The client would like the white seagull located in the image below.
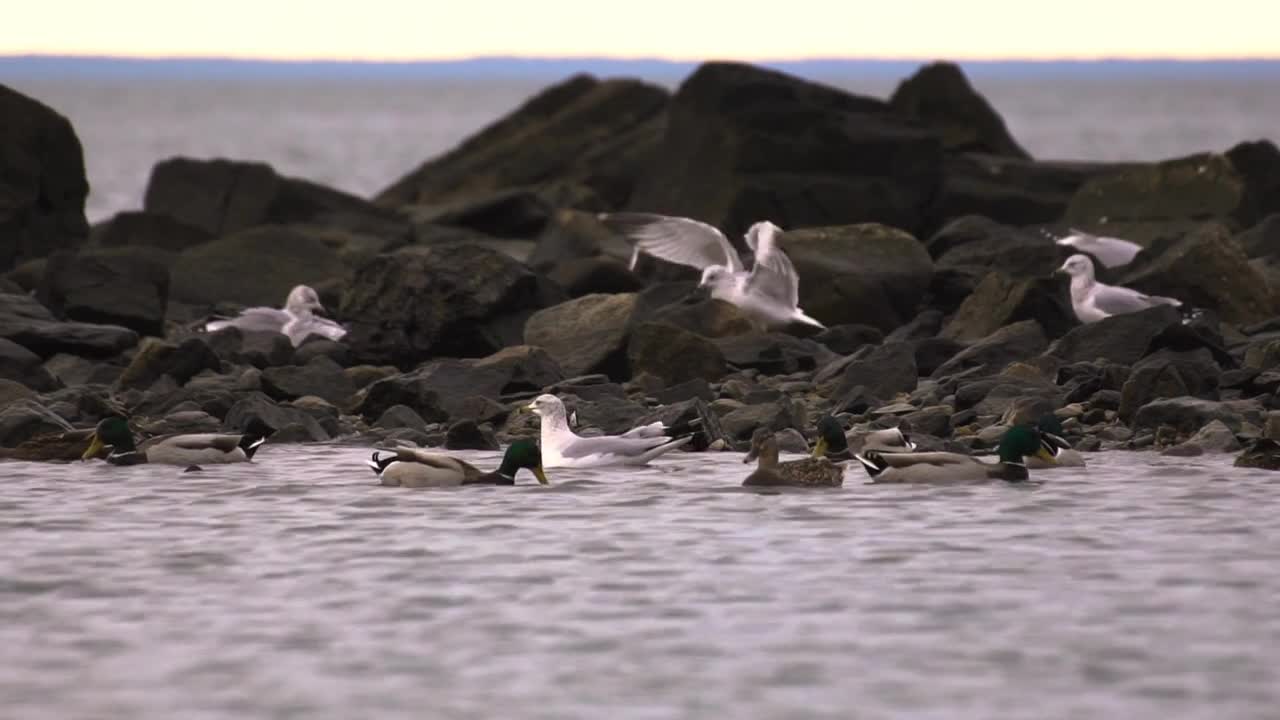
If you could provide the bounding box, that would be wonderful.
[1050,228,1143,268]
[204,284,347,347]
[599,212,826,331]
[526,394,691,468]
[1056,254,1181,324]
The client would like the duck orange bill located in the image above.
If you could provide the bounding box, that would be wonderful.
[532,464,549,485]
[81,433,106,461]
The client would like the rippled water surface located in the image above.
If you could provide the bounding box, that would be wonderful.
[3,447,1279,719]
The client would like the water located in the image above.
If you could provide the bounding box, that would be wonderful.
[6,72,1279,222]
[3,446,1278,719]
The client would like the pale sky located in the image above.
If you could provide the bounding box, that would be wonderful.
[4,0,1278,61]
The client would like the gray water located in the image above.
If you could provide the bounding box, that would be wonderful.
[3,447,1278,719]
[6,72,1280,222]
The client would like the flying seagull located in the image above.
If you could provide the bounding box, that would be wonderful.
[1056,254,1181,324]
[1047,228,1143,268]
[599,212,826,331]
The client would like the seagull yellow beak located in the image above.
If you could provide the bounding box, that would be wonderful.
[812,436,829,459]
[532,464,549,485]
[82,433,106,461]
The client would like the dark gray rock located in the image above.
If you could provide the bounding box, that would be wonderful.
[1237,213,1280,259]
[204,328,295,369]
[942,271,1075,343]
[261,356,356,406]
[719,398,805,442]
[627,322,727,385]
[889,62,1029,158]
[1132,397,1264,434]
[559,394,652,436]
[373,404,430,433]
[138,410,222,436]
[546,257,643,298]
[444,420,499,451]
[0,292,137,359]
[0,400,72,447]
[903,405,953,438]
[1119,348,1221,422]
[0,337,60,391]
[524,293,636,379]
[222,391,329,441]
[653,378,715,405]
[928,216,1063,280]
[91,210,213,252]
[169,225,348,308]
[39,248,170,336]
[292,338,351,367]
[933,320,1047,379]
[713,333,834,375]
[1046,305,1182,366]
[819,342,918,405]
[115,337,221,391]
[813,324,884,355]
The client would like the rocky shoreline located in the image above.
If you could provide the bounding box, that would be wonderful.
[3,61,1280,467]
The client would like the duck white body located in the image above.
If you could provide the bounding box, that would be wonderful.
[526,394,691,468]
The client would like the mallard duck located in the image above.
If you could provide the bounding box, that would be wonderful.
[1027,414,1085,469]
[81,416,267,466]
[368,439,548,488]
[0,428,107,462]
[854,425,1056,484]
[743,428,843,487]
[812,415,916,461]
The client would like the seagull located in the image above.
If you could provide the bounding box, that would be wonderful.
[526,394,691,468]
[599,212,826,331]
[1056,254,1181,324]
[204,284,347,347]
[1047,228,1143,268]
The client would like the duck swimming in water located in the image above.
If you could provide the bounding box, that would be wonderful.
[812,415,916,461]
[81,416,267,466]
[367,440,548,488]
[742,428,843,487]
[1027,414,1085,469]
[854,425,1056,484]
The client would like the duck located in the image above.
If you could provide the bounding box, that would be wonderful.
[812,415,916,461]
[204,284,347,347]
[743,428,843,487]
[367,439,548,488]
[81,416,268,466]
[0,428,107,462]
[853,425,1057,484]
[526,393,690,468]
[1027,414,1086,469]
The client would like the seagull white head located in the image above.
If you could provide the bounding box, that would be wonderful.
[1057,254,1096,283]
[698,265,732,290]
[526,394,567,419]
[285,285,326,315]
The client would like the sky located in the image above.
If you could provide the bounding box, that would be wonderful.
[4,0,1278,61]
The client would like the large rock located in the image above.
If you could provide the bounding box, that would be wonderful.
[942,272,1075,343]
[0,399,72,447]
[819,341,917,404]
[1119,222,1277,325]
[203,327,295,368]
[779,224,933,332]
[1064,153,1254,231]
[928,215,1063,279]
[713,333,835,375]
[718,398,806,442]
[39,248,170,336]
[929,155,1125,230]
[933,320,1048,379]
[169,225,347,307]
[222,391,329,442]
[1118,348,1222,422]
[524,293,636,379]
[1132,397,1264,435]
[91,210,213,252]
[1046,305,1182,366]
[0,292,137,359]
[889,62,1029,159]
[1238,214,1280,259]
[144,156,402,237]
[261,356,356,406]
[0,85,89,271]
[342,245,566,368]
[114,337,222,391]
[627,63,943,237]
[1225,140,1280,223]
[376,75,668,210]
[627,322,727,384]
[0,337,60,391]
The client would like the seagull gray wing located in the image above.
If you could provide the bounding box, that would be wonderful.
[1090,284,1181,315]
[1065,228,1143,268]
[205,307,292,333]
[599,212,744,272]
[743,221,801,309]
[557,434,673,459]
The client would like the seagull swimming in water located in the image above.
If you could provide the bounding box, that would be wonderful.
[1048,228,1143,268]
[204,285,347,347]
[599,212,826,331]
[1056,254,1181,324]
[526,394,690,469]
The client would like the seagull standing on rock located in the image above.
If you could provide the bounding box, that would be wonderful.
[1048,227,1144,268]
[526,394,691,469]
[1056,254,1181,324]
[204,284,347,347]
[599,212,826,331]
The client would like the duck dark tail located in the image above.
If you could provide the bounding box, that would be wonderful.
[853,450,888,478]
[367,451,398,475]
[238,434,268,460]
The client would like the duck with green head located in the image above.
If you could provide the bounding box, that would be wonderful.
[367,439,549,488]
[82,416,268,466]
[812,415,916,461]
[743,428,844,487]
[854,425,1056,483]
[1027,414,1084,468]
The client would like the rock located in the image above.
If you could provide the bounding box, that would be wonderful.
[415,188,554,238]
[292,337,351,367]
[636,397,730,451]
[1046,305,1182,366]
[1064,153,1253,230]
[929,215,1063,279]
[169,225,348,307]
[910,337,968,377]
[373,404,430,433]
[653,377,715,405]
[1178,419,1241,454]
[819,342,918,405]
[39,248,170,336]
[558,394,651,436]
[719,398,805,441]
[627,322,727,385]
[377,75,668,211]
[138,410,222,436]
[1118,348,1221,422]
[144,156,402,237]
[0,399,73,447]
[889,62,1029,158]
[773,428,811,455]
[628,63,942,238]
[812,324,884,355]
[0,84,89,272]
[0,337,60,391]
[1118,222,1277,325]
[43,353,123,387]
[1225,139,1280,223]
[713,333,834,375]
[524,293,636,379]
[1234,439,1280,470]
[903,405,953,438]
[261,356,356,406]
[527,209,633,271]
[91,210,214,252]
[0,292,138,359]
[644,298,757,339]
[1132,397,1263,435]
[0,378,36,412]
[115,337,221,391]
[779,224,933,332]
[204,328,295,368]
[222,391,329,441]
[933,320,1047,379]
[444,420,499,451]
[1237,213,1280,259]
[546,257,643,298]
[929,154,1123,230]
[341,244,565,368]
[942,271,1075,342]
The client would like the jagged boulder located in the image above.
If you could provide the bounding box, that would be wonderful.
[524,293,636,379]
[942,272,1075,343]
[889,62,1029,158]
[0,292,137,359]
[169,225,347,307]
[39,248,170,336]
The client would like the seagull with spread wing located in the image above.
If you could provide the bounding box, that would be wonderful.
[1056,254,1181,323]
[599,212,826,330]
[1046,227,1144,268]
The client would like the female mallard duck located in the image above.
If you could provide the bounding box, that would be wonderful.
[1027,414,1085,469]
[854,425,1056,484]
[368,439,548,488]
[81,416,267,466]
[743,428,843,487]
[812,415,916,461]
[1,428,107,462]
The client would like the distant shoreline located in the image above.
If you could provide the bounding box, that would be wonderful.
[4,54,1279,80]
